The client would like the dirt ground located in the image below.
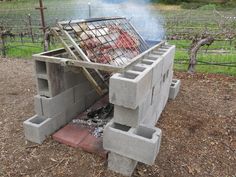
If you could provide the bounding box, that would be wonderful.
[0,58,235,177]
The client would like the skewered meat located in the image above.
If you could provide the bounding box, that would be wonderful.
[78,24,141,65]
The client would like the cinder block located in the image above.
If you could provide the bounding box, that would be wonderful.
[45,62,65,97]
[66,98,86,121]
[109,65,153,109]
[150,56,164,87]
[142,88,161,126]
[35,60,47,75]
[63,69,87,89]
[152,85,164,123]
[142,69,165,126]
[51,112,67,130]
[103,121,162,165]
[34,95,43,117]
[85,90,100,108]
[162,46,175,74]
[169,79,181,100]
[113,92,152,127]
[23,115,53,144]
[34,87,74,118]
[35,61,64,98]
[142,52,164,89]
[108,152,137,177]
[24,112,68,144]
[160,81,169,111]
[160,45,172,50]
[162,70,174,109]
[35,60,88,98]
[74,82,93,103]
[142,69,173,126]
[36,78,50,98]
[142,105,156,127]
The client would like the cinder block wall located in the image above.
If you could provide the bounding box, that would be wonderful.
[103,45,175,176]
[24,60,101,144]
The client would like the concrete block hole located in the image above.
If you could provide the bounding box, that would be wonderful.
[172,79,178,83]
[134,126,156,139]
[119,72,138,80]
[141,60,153,65]
[38,78,49,92]
[147,55,159,61]
[35,61,47,74]
[111,122,131,132]
[131,65,146,72]
[29,116,46,125]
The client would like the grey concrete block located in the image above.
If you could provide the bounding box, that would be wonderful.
[35,60,47,75]
[66,98,86,121]
[152,86,164,123]
[85,89,100,108]
[34,87,74,118]
[109,65,153,109]
[24,112,68,144]
[162,70,174,109]
[36,78,50,98]
[108,152,137,177]
[142,52,165,88]
[160,45,172,50]
[169,79,181,100]
[151,56,164,88]
[63,69,87,89]
[103,121,162,165]
[36,73,48,80]
[141,88,161,127]
[113,92,152,127]
[142,69,173,126]
[141,105,156,127]
[162,46,175,74]
[52,112,67,130]
[35,60,88,98]
[74,82,93,103]
[23,115,53,144]
[34,95,43,117]
[45,62,65,97]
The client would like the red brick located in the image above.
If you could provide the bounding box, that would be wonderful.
[53,124,90,148]
[79,134,108,159]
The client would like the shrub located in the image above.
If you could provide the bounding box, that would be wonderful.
[198,4,217,10]
[181,2,206,9]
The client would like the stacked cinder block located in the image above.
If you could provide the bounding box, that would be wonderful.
[169,79,181,100]
[103,45,176,176]
[23,60,101,144]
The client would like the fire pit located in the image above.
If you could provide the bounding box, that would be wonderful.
[23,17,180,177]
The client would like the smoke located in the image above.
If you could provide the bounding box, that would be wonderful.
[88,0,165,41]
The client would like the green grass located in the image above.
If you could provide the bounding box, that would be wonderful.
[6,44,43,59]
[3,39,60,59]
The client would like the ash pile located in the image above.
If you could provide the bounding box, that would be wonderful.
[73,103,114,138]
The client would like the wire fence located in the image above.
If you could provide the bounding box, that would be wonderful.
[0,3,236,74]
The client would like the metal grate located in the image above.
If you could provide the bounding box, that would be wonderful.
[58,17,149,66]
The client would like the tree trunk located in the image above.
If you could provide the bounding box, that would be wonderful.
[188,36,214,73]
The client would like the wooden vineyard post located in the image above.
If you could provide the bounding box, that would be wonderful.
[36,0,47,51]
[28,14,35,43]
[0,32,6,57]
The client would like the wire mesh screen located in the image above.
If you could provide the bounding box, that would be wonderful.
[59,17,149,66]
